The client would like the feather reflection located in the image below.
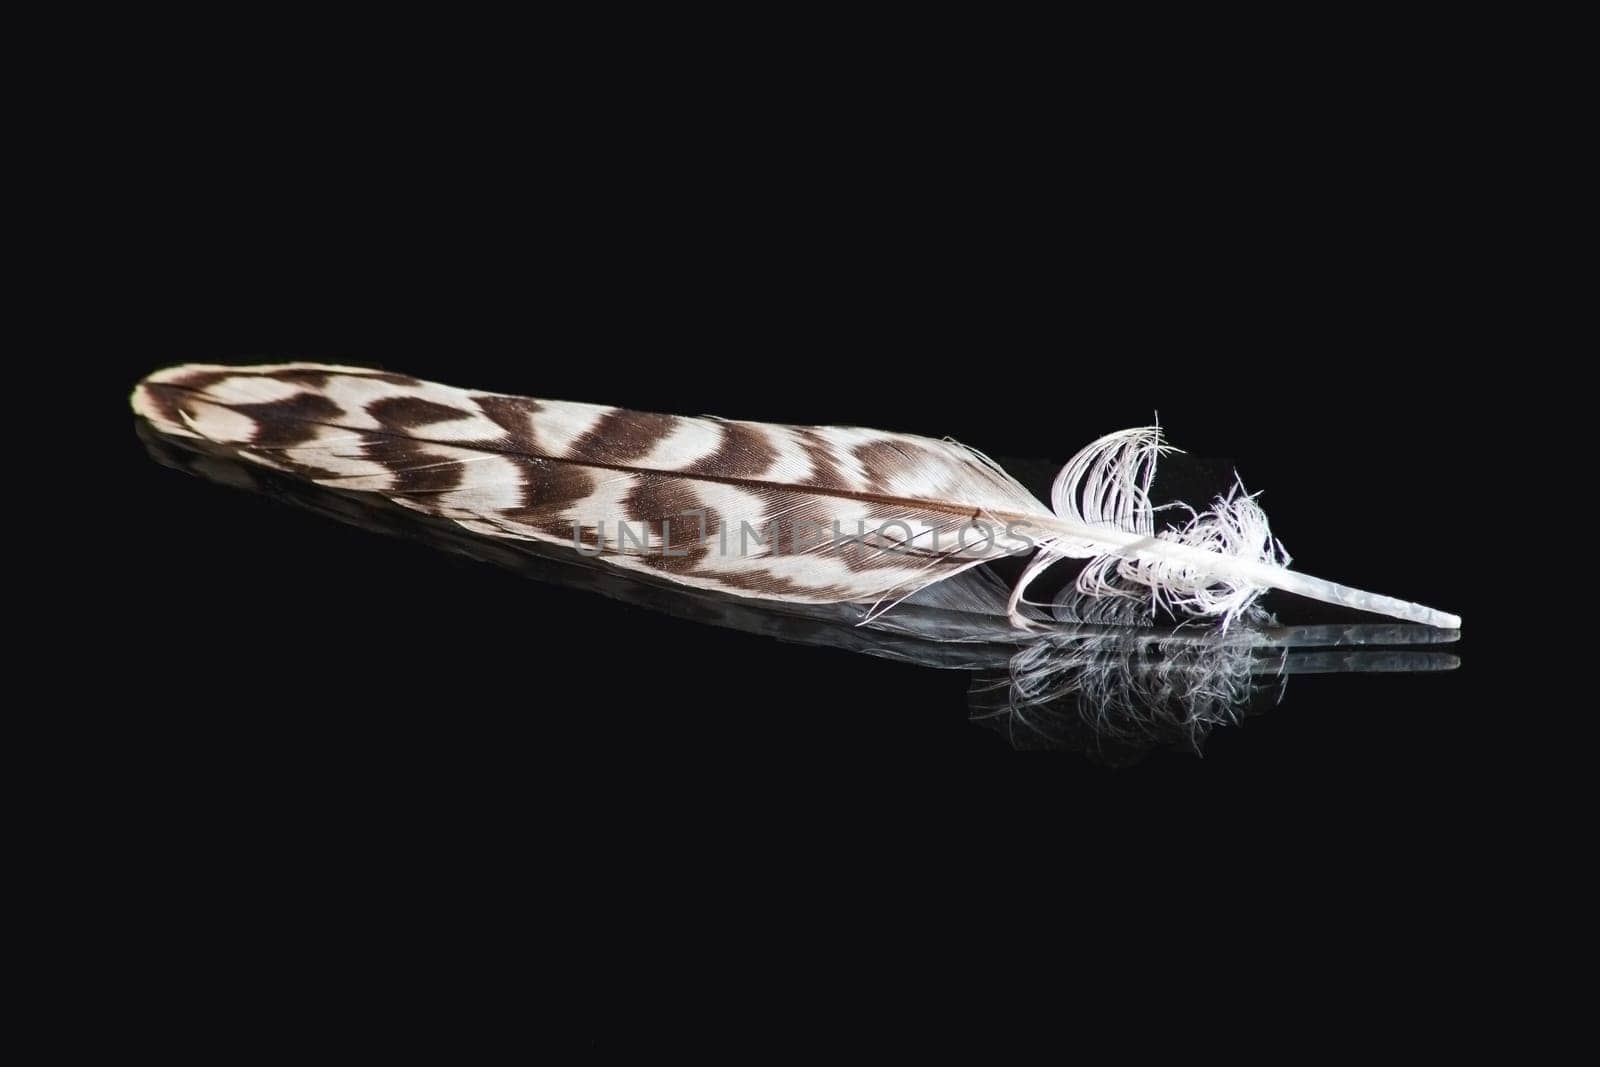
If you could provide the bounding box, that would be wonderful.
[969,586,1456,762]
[139,423,1459,760]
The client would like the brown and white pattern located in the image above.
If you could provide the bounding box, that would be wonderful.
[131,363,1466,629]
[131,363,1051,608]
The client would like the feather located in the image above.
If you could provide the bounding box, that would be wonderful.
[130,362,1460,629]
[139,422,1460,684]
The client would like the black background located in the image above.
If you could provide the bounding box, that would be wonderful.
[102,148,1482,752]
[65,50,1538,1019]
[100,195,1490,844]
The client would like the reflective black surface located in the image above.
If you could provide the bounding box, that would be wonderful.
[140,424,1461,767]
[50,49,1549,1043]
[87,164,1496,913]
[118,360,1476,769]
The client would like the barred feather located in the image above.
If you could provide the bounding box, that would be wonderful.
[130,362,1460,628]
[132,362,1049,610]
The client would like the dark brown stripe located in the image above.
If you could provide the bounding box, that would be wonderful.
[572,409,680,463]
[852,439,925,484]
[358,437,466,494]
[138,383,193,429]
[684,422,772,479]
[367,396,475,429]
[472,394,542,451]
[795,429,854,491]
[233,393,346,447]
[535,519,602,549]
[494,461,596,538]
[624,475,714,575]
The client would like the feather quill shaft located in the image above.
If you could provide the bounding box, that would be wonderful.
[129,363,1459,629]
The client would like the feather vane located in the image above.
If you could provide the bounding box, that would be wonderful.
[130,363,1460,629]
